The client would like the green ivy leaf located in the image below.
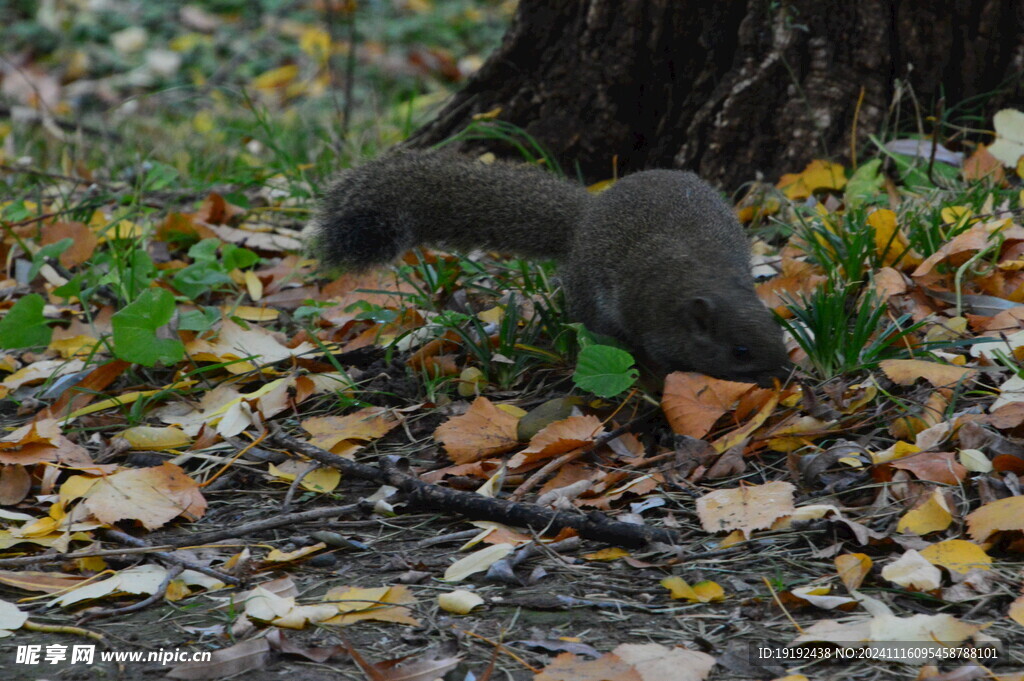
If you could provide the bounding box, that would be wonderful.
[0,294,52,349]
[572,344,638,398]
[112,288,184,366]
[222,243,259,270]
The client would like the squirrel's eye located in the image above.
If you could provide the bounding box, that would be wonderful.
[732,345,750,360]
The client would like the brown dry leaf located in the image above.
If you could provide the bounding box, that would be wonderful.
[879,359,976,388]
[835,553,872,591]
[508,415,604,467]
[434,397,521,464]
[0,569,88,594]
[889,451,967,485]
[40,221,98,267]
[662,373,757,438]
[913,219,1024,279]
[301,407,401,452]
[83,462,207,530]
[696,481,795,538]
[0,465,31,505]
[963,145,1006,183]
[535,651,642,681]
[166,638,270,680]
[966,495,1024,542]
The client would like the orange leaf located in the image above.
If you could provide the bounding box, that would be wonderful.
[508,415,604,467]
[966,495,1024,542]
[662,373,756,438]
[434,397,521,464]
[879,359,976,388]
[835,553,872,591]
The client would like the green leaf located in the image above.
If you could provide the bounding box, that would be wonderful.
[572,344,638,398]
[179,306,220,332]
[844,159,884,208]
[111,288,184,366]
[0,294,52,349]
[29,238,73,281]
[222,243,259,270]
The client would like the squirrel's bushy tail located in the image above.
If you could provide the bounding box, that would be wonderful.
[305,151,589,270]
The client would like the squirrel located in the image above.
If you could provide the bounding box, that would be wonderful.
[305,150,791,386]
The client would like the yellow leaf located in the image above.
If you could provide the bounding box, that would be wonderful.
[897,489,952,535]
[298,27,331,62]
[265,542,327,563]
[438,589,484,614]
[919,539,991,574]
[443,543,514,582]
[777,160,847,200]
[661,576,724,602]
[1009,595,1024,627]
[583,547,629,561]
[251,64,299,91]
[119,426,191,451]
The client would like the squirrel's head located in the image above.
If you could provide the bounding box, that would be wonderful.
[636,290,792,387]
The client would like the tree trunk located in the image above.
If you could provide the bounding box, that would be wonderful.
[406,0,1024,189]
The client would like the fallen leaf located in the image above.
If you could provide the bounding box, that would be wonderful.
[434,397,521,464]
[966,495,1024,542]
[437,589,484,614]
[508,414,603,467]
[662,373,756,439]
[896,488,953,535]
[879,359,975,388]
[83,462,207,530]
[835,553,872,591]
[881,550,943,590]
[696,481,795,538]
[919,539,992,574]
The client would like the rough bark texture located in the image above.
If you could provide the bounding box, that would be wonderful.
[406,0,1024,189]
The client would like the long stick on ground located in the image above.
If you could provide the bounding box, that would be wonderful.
[269,424,681,548]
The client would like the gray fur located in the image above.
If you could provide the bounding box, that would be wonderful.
[308,151,790,385]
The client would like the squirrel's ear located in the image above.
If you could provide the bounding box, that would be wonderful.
[684,297,715,334]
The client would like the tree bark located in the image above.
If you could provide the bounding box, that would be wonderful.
[406,0,1024,189]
